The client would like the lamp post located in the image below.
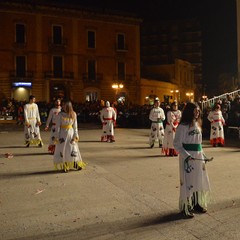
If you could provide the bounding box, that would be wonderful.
[170,89,180,102]
[186,92,194,102]
[202,95,208,101]
[112,83,124,101]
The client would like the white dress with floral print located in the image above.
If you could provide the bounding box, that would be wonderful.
[53,112,85,170]
[173,122,211,213]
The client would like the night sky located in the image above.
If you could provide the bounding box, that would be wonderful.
[56,0,237,91]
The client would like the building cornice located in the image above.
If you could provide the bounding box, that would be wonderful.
[0,1,142,26]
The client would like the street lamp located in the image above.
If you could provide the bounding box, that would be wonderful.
[112,83,124,101]
[170,89,180,102]
[112,83,124,89]
[186,92,194,102]
[202,95,208,101]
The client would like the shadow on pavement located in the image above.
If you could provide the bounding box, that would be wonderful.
[139,212,184,227]
[0,146,31,148]
[0,170,60,179]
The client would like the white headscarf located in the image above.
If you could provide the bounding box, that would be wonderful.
[106,101,110,107]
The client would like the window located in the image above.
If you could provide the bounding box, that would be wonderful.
[117,33,125,50]
[118,62,125,80]
[53,56,63,78]
[88,31,95,49]
[87,60,96,80]
[16,24,25,43]
[53,25,62,44]
[16,56,26,77]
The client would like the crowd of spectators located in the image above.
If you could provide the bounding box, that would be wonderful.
[0,98,185,128]
[1,95,240,133]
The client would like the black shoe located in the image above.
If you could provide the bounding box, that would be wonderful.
[26,142,30,147]
[194,204,207,213]
[38,141,43,147]
[150,143,154,148]
[159,143,162,148]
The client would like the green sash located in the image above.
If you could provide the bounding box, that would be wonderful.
[183,143,202,151]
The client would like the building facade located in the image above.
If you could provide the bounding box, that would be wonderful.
[141,19,202,100]
[0,1,141,104]
[140,59,195,105]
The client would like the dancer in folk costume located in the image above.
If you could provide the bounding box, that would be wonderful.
[174,102,211,218]
[149,99,165,148]
[100,101,117,142]
[24,95,43,147]
[53,100,86,173]
[162,101,181,156]
[45,99,62,154]
[207,103,225,147]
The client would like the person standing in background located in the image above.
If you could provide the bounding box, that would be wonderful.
[149,99,165,148]
[100,101,117,142]
[207,103,225,147]
[162,101,181,156]
[45,99,62,154]
[24,95,43,147]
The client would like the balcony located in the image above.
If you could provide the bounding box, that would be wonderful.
[82,73,103,87]
[9,71,34,81]
[113,74,135,83]
[12,42,27,49]
[48,38,67,52]
[115,44,128,52]
[44,71,74,79]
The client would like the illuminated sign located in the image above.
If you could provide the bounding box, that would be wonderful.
[12,82,32,87]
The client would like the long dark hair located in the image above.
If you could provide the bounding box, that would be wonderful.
[180,102,202,127]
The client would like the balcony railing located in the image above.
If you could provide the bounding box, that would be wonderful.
[115,44,128,52]
[12,42,27,49]
[44,71,74,79]
[9,71,34,81]
[82,73,103,86]
[113,74,134,82]
[48,38,67,52]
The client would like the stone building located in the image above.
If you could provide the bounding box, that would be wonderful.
[0,1,141,104]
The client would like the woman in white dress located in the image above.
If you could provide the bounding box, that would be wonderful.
[53,101,86,173]
[162,102,181,156]
[207,103,225,147]
[174,102,211,218]
[45,99,62,154]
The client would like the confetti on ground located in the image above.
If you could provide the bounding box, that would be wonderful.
[35,189,45,195]
[5,153,13,159]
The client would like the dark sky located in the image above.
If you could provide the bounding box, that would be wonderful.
[56,0,238,88]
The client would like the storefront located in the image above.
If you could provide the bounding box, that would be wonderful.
[12,82,32,101]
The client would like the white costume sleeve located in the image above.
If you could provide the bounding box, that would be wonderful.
[207,111,213,122]
[54,113,61,140]
[149,108,154,121]
[173,124,191,160]
[35,104,41,122]
[73,112,79,140]
[160,108,165,121]
[46,109,53,127]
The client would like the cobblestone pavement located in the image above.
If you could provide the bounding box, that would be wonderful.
[0,123,240,240]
